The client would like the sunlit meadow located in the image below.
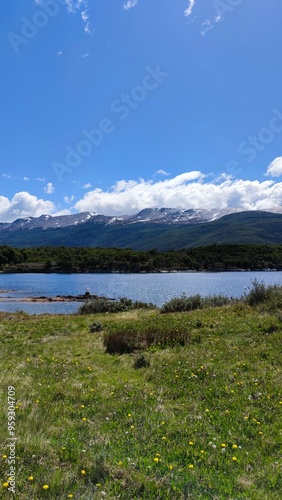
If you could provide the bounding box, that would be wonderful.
[0,296,281,498]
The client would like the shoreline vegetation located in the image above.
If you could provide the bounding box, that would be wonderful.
[1,244,282,274]
[0,282,281,498]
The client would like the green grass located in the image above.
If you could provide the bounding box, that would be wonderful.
[0,303,281,499]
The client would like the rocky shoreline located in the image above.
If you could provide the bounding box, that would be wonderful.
[0,292,113,303]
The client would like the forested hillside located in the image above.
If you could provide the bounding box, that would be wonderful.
[1,211,282,249]
[1,244,282,273]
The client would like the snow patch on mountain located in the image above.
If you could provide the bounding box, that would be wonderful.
[1,207,282,233]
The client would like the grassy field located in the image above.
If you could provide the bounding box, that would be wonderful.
[0,297,281,498]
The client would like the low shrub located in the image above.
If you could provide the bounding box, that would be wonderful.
[104,327,189,354]
[89,321,104,332]
[133,353,151,369]
[160,294,202,313]
[244,280,282,309]
[78,297,156,314]
[204,294,231,307]
[244,279,269,306]
[160,293,231,313]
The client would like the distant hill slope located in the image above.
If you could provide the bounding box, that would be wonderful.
[1,210,282,250]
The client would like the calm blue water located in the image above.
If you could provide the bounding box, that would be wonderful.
[0,271,282,314]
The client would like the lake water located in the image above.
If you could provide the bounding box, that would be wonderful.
[1,271,282,314]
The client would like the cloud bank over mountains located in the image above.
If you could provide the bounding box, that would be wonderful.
[1,157,282,222]
[73,172,282,216]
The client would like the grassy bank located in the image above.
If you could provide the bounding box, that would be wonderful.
[0,295,281,498]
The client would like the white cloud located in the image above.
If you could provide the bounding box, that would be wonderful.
[2,174,12,179]
[64,195,76,204]
[0,192,55,223]
[36,177,46,182]
[81,9,89,22]
[123,0,138,11]
[65,0,92,34]
[65,0,80,13]
[81,53,89,60]
[3,173,282,223]
[201,10,224,35]
[215,172,233,182]
[155,169,170,176]
[84,22,91,34]
[23,176,30,181]
[73,172,282,216]
[184,0,196,17]
[265,157,282,177]
[201,19,213,35]
[81,10,91,34]
[57,51,63,57]
[83,183,92,189]
[44,182,55,194]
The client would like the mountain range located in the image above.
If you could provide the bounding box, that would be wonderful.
[1,208,282,250]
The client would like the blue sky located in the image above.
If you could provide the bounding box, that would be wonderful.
[1,0,282,221]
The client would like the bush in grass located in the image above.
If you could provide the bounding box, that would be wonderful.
[78,297,156,314]
[160,293,231,313]
[89,322,104,332]
[160,294,202,313]
[244,280,282,309]
[244,280,269,306]
[204,295,231,307]
[104,328,189,354]
[133,353,150,369]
